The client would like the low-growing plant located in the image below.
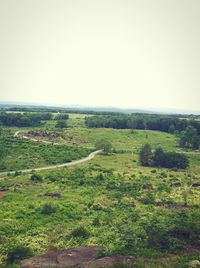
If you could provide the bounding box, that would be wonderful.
[6,246,33,264]
[41,203,56,215]
[30,173,42,182]
[71,226,90,239]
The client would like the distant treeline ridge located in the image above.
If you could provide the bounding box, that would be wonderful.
[85,114,200,135]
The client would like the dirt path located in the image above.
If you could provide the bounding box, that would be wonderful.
[0,131,102,176]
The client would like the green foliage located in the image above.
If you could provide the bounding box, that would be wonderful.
[0,112,52,127]
[55,120,68,128]
[180,126,200,150]
[139,143,153,166]
[6,246,33,264]
[41,203,56,215]
[153,147,189,169]
[0,112,200,267]
[54,113,69,120]
[71,226,90,239]
[168,124,175,134]
[95,139,112,154]
[140,145,189,169]
[30,173,42,182]
[0,137,90,172]
[85,114,200,134]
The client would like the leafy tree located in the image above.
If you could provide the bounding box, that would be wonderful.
[140,145,189,169]
[162,152,189,169]
[180,126,197,148]
[153,147,189,169]
[168,124,175,134]
[153,146,165,167]
[192,135,200,150]
[139,143,153,166]
[95,139,112,154]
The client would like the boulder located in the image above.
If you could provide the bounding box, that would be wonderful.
[21,247,135,268]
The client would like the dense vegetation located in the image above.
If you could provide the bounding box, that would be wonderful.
[140,144,189,169]
[0,111,200,267]
[0,112,70,128]
[0,135,90,172]
[85,114,200,135]
[0,112,52,127]
[180,126,200,150]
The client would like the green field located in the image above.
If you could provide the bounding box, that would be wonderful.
[0,113,200,267]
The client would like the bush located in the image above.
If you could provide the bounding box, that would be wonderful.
[6,246,33,264]
[30,173,42,182]
[41,203,56,215]
[55,120,67,128]
[71,226,90,239]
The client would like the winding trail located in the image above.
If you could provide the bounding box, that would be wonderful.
[0,131,102,176]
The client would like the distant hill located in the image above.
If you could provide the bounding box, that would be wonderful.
[0,102,199,115]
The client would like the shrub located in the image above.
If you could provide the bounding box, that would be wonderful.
[6,246,33,264]
[55,120,67,128]
[30,173,42,182]
[41,203,56,215]
[14,171,22,177]
[92,216,100,226]
[71,226,90,239]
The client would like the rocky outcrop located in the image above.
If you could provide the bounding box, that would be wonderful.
[21,246,135,268]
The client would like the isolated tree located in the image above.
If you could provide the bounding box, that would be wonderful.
[95,139,112,154]
[139,143,153,166]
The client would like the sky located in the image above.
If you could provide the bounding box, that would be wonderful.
[0,0,200,112]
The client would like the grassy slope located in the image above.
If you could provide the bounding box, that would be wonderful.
[0,113,200,267]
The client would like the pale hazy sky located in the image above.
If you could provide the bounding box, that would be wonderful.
[0,0,200,111]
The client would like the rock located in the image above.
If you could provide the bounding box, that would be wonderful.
[21,247,103,268]
[188,260,200,268]
[21,247,135,268]
[192,183,200,187]
[83,255,135,268]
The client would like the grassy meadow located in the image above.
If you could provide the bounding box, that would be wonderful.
[0,113,200,267]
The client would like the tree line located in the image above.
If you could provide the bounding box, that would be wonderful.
[85,114,200,134]
[0,112,69,127]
